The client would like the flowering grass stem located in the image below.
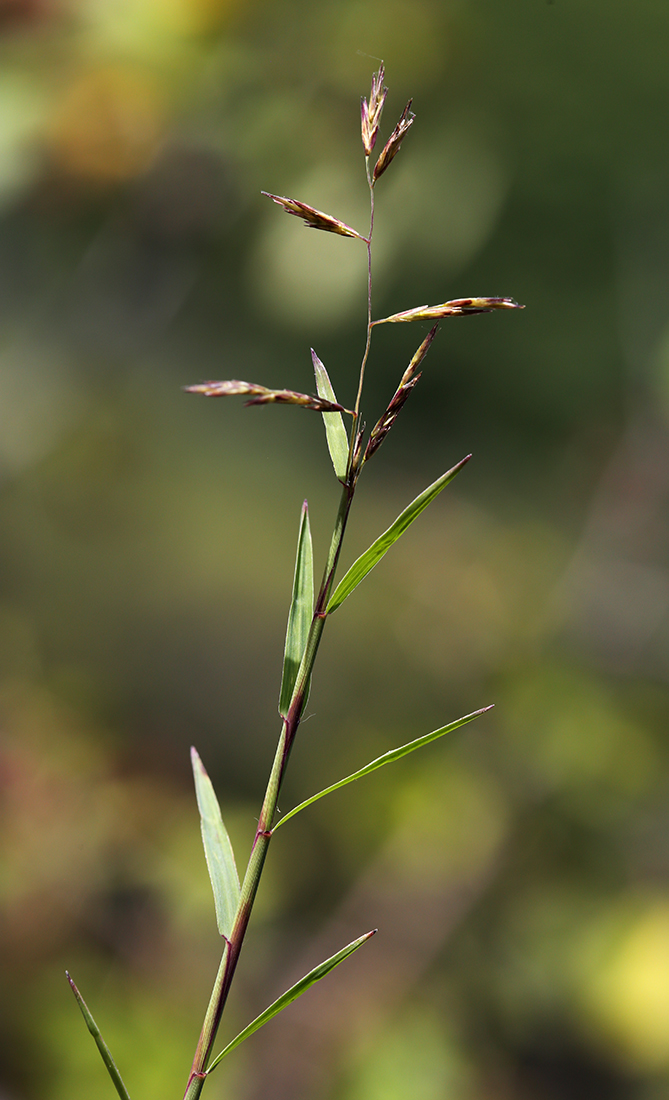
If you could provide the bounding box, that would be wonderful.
[67,64,521,1100]
[178,64,522,1100]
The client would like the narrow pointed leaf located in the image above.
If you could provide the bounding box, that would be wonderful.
[273,706,492,831]
[207,930,376,1073]
[326,455,471,613]
[66,973,132,1100]
[279,501,314,717]
[191,748,241,938]
[312,350,350,481]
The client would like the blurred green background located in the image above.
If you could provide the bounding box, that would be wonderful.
[2,1,669,1098]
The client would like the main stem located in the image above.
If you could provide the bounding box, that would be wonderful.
[183,482,355,1100]
[183,158,375,1100]
[352,159,375,427]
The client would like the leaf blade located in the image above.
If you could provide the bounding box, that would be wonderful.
[272,706,492,831]
[207,930,376,1072]
[191,748,241,938]
[326,455,471,613]
[279,501,314,717]
[312,350,350,481]
[66,973,133,1100]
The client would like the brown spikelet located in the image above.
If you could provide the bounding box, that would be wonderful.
[372,100,415,182]
[184,379,352,412]
[373,297,524,325]
[261,193,366,240]
[364,325,439,463]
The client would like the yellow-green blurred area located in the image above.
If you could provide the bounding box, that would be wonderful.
[3,0,669,1097]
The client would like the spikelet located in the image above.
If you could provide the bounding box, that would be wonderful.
[361,64,388,156]
[261,193,365,240]
[184,380,351,412]
[373,297,524,324]
[372,100,415,182]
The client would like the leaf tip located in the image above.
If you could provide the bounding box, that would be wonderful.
[454,454,473,472]
[66,972,86,1012]
[66,971,81,997]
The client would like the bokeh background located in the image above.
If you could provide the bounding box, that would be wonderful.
[2,1,669,1098]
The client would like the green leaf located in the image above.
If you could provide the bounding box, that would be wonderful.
[191,748,241,938]
[312,349,350,481]
[206,930,376,1073]
[326,455,471,613]
[279,501,314,717]
[66,973,133,1100]
[272,706,492,831]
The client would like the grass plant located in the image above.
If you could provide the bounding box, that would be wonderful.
[66,65,523,1100]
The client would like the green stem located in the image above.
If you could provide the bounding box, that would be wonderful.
[182,483,354,1100]
[352,158,375,427]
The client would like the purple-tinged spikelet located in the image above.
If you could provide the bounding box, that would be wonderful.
[184,379,351,412]
[373,297,524,325]
[372,100,415,182]
[261,193,366,240]
[361,64,388,156]
[364,325,438,463]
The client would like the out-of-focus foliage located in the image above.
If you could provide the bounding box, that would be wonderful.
[1,2,669,1099]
